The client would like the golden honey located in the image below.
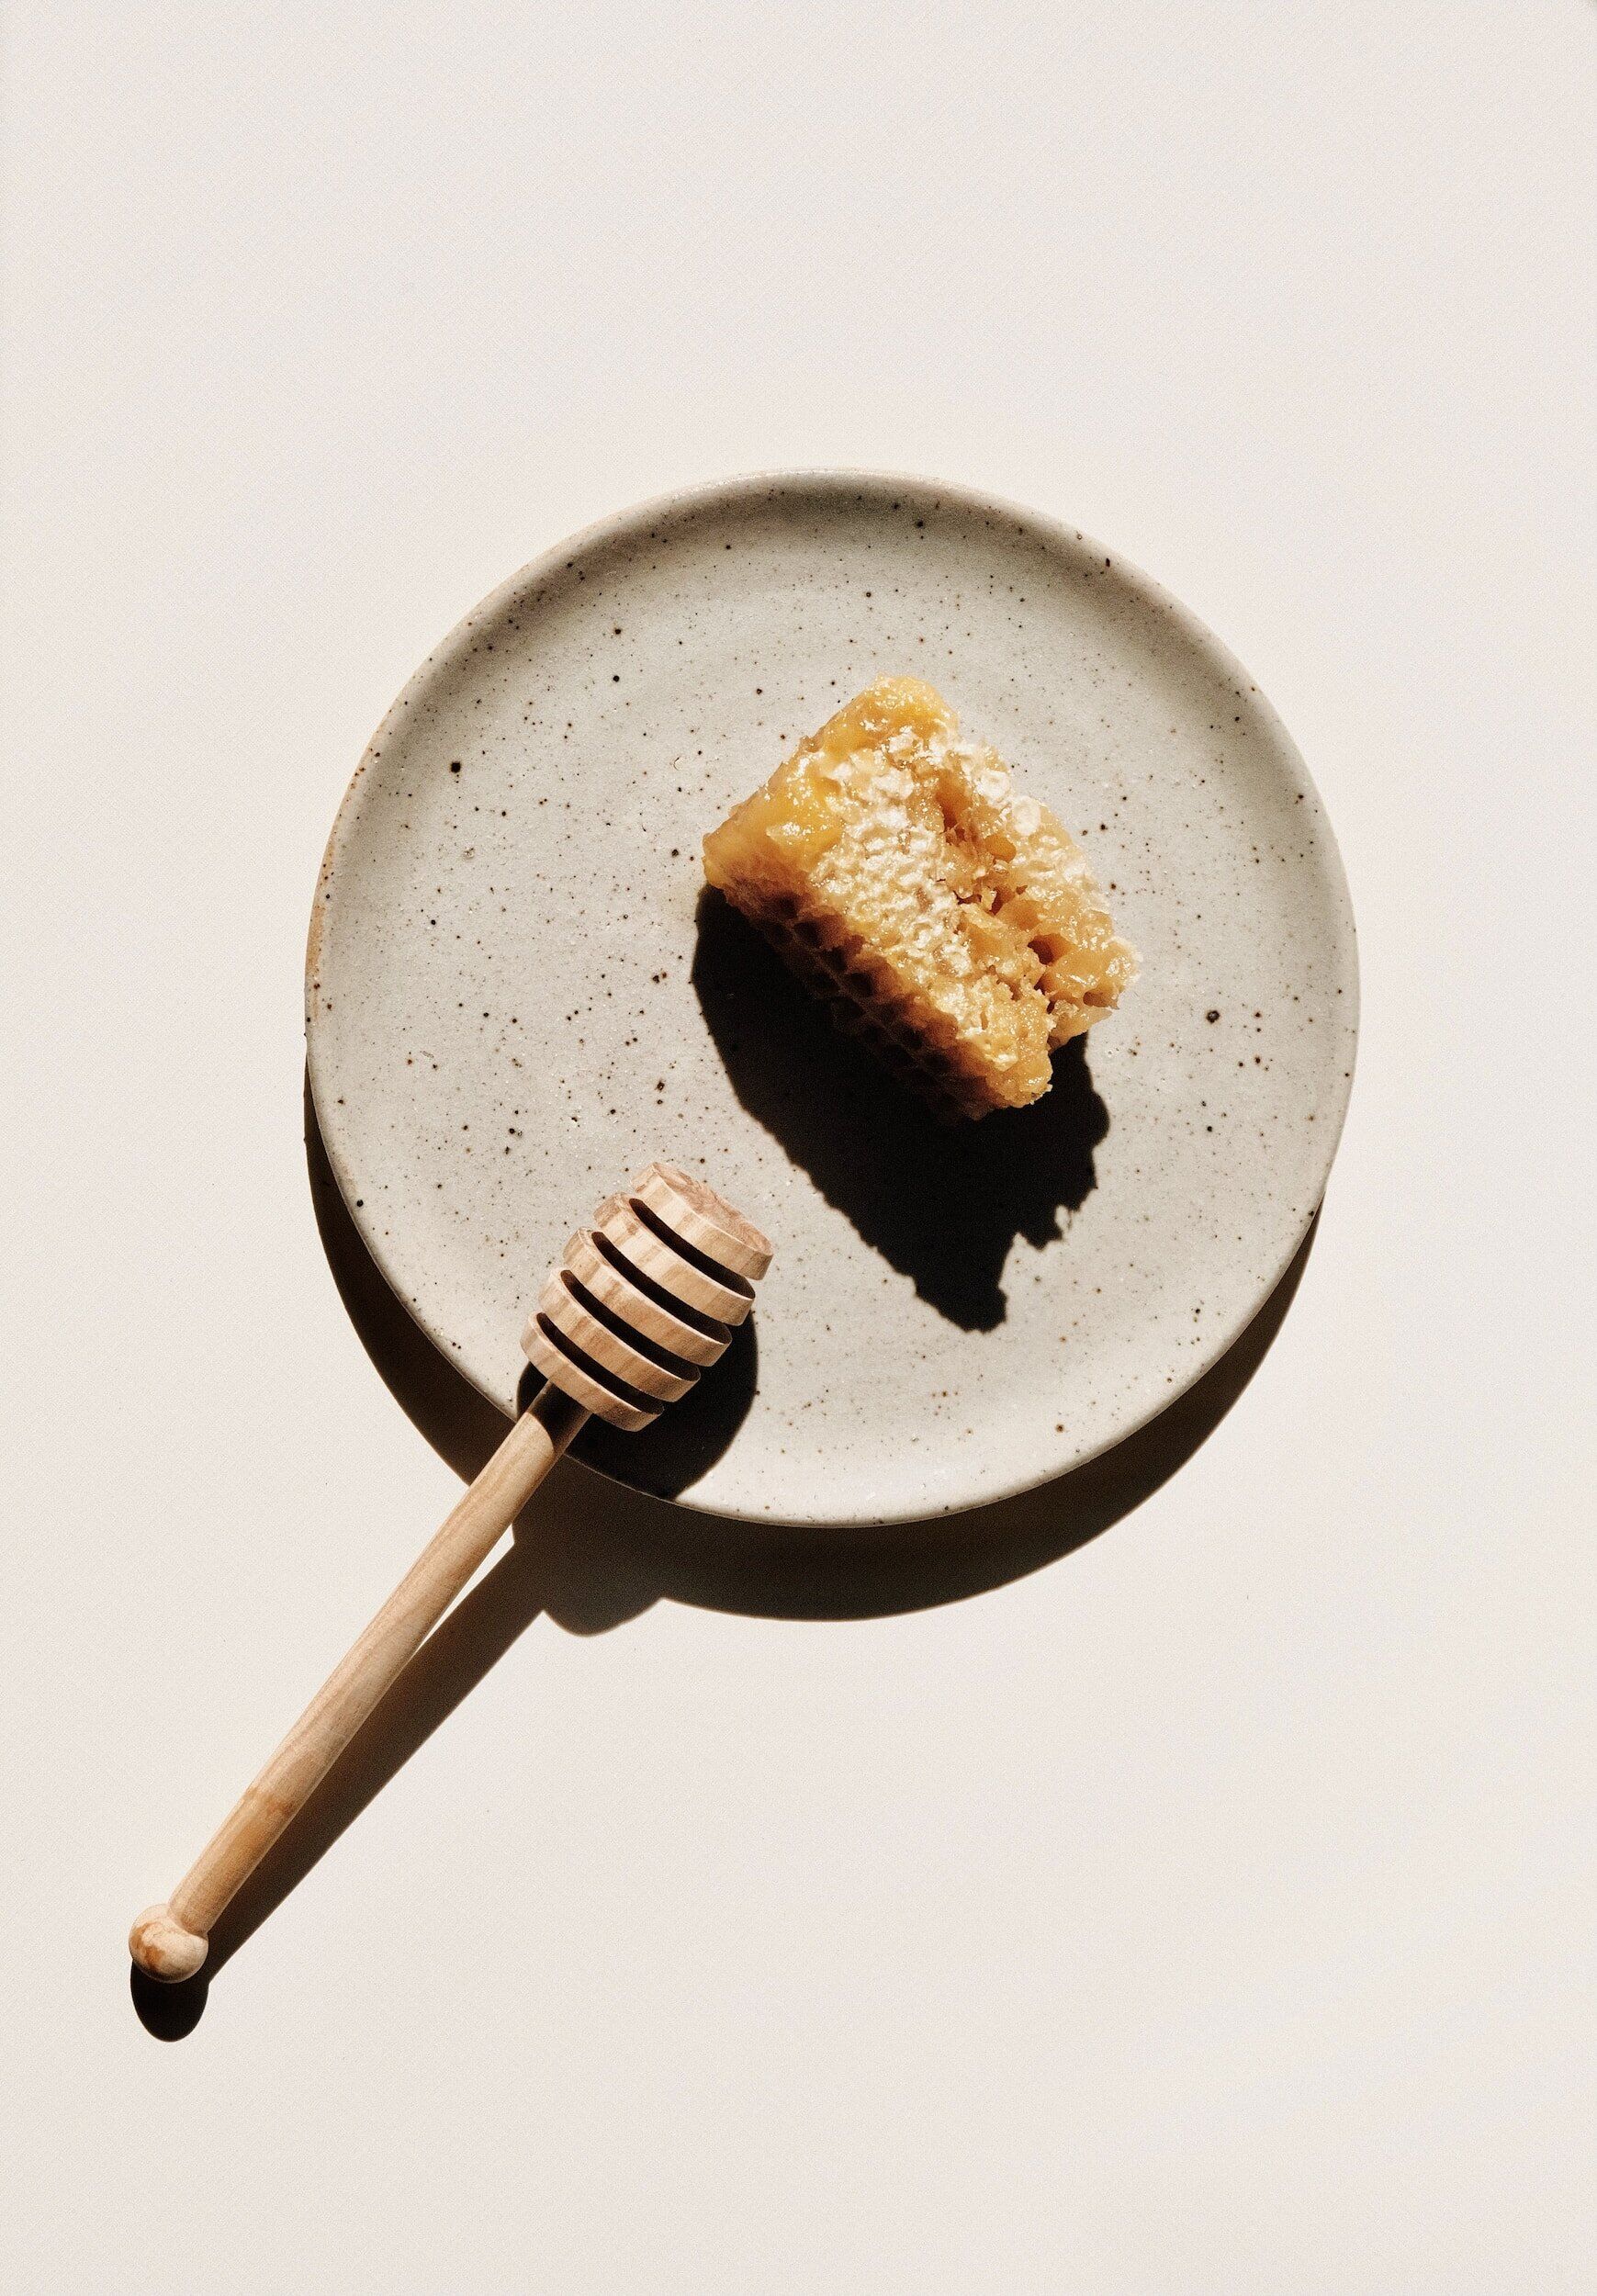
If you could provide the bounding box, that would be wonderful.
[703,679,1137,1119]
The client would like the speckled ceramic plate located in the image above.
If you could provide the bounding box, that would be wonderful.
[307,472,1357,1525]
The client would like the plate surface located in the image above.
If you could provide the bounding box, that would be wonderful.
[308,472,1357,1524]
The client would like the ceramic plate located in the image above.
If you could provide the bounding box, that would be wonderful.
[307,472,1357,1525]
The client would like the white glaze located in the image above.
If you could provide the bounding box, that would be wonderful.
[307,472,1358,1525]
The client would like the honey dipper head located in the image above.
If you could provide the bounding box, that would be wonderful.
[523,1162,771,1431]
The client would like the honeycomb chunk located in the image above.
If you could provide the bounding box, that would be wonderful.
[703,678,1137,1119]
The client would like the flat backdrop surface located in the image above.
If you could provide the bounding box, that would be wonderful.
[3,6,1592,2290]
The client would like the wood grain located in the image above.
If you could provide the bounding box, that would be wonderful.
[130,1163,770,1979]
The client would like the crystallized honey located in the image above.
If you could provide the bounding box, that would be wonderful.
[703,679,1137,1119]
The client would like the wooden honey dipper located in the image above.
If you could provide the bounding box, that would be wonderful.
[129,1161,771,1982]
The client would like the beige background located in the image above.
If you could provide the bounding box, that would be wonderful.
[3,4,1593,2290]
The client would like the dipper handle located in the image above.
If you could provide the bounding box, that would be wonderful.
[130,1387,583,1980]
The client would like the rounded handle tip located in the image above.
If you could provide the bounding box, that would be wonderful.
[129,1904,208,1983]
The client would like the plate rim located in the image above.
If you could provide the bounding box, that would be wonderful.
[306,467,1360,1525]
